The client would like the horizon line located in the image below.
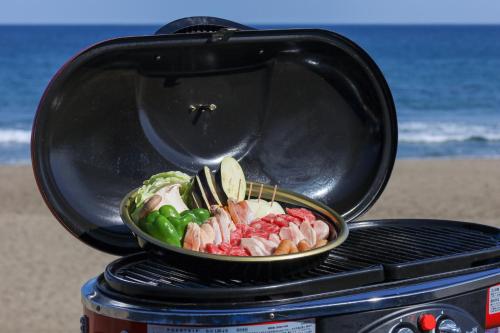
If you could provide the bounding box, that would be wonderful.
[1,22,500,27]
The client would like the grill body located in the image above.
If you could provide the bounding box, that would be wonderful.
[81,268,499,333]
[81,219,500,333]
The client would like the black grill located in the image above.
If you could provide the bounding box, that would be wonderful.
[336,220,500,279]
[104,252,383,302]
[103,220,500,303]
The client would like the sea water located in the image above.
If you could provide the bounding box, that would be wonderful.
[1,24,499,163]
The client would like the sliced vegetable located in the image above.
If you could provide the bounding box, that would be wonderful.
[152,215,181,247]
[139,211,160,234]
[180,210,198,223]
[246,199,285,219]
[192,175,212,209]
[138,194,161,220]
[131,171,191,222]
[169,215,193,238]
[159,205,180,219]
[191,208,211,223]
[153,184,189,215]
[215,156,246,201]
[197,166,225,206]
[146,211,160,224]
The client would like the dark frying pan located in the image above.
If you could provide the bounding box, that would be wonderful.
[120,184,348,279]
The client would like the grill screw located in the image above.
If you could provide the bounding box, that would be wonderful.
[269,313,275,320]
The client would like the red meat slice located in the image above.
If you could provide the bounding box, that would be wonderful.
[205,242,249,256]
[261,214,277,223]
[272,215,289,228]
[250,221,280,234]
[286,208,316,223]
[205,244,224,254]
[230,228,243,246]
[228,246,250,256]
[219,242,231,253]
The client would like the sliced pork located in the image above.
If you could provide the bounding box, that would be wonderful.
[183,222,201,251]
[252,236,278,254]
[240,238,268,256]
[207,217,222,245]
[311,220,330,240]
[211,205,233,243]
[300,221,317,247]
[200,223,215,250]
[227,199,254,224]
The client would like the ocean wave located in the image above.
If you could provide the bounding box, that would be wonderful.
[0,129,31,144]
[399,122,500,143]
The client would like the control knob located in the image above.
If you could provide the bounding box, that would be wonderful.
[419,314,437,332]
[438,319,461,333]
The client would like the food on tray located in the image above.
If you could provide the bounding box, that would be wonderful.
[130,157,334,256]
[131,171,192,222]
[246,199,285,219]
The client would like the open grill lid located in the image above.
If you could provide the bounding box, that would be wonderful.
[31,17,397,255]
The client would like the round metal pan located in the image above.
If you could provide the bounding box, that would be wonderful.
[120,184,348,279]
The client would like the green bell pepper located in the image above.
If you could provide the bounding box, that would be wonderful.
[168,214,194,237]
[151,215,181,247]
[159,205,180,219]
[139,211,161,237]
[180,210,198,223]
[191,208,211,223]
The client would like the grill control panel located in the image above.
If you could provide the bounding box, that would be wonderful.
[363,305,481,333]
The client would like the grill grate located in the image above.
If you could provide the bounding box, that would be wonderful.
[334,223,500,279]
[103,220,500,302]
[105,251,383,302]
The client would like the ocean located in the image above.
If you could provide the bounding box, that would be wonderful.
[1,24,499,163]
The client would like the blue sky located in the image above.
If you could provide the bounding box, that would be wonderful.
[1,0,500,25]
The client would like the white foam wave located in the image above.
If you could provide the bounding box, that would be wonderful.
[0,129,31,144]
[399,122,500,143]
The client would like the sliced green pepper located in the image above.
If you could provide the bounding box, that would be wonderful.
[191,208,210,223]
[139,211,161,237]
[152,215,181,247]
[168,214,193,237]
[180,210,198,223]
[146,211,160,224]
[159,205,180,219]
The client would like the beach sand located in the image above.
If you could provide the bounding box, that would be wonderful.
[1,160,499,333]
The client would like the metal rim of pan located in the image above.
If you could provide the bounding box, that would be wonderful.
[120,184,348,263]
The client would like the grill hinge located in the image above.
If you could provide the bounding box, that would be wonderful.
[211,28,238,42]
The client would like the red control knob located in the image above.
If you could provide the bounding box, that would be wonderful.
[419,314,437,331]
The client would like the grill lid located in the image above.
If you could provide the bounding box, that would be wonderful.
[31,17,397,255]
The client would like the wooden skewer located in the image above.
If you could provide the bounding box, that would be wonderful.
[271,184,278,205]
[258,183,264,202]
[237,179,242,201]
[247,182,253,200]
[191,192,200,208]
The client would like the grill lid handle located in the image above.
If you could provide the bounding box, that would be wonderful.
[155,16,255,35]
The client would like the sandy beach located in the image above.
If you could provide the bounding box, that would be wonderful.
[1,160,499,333]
